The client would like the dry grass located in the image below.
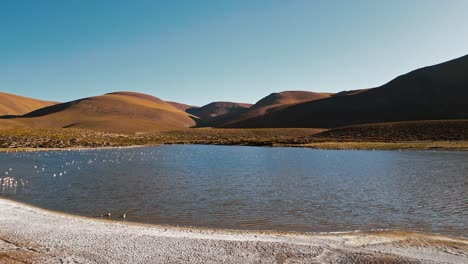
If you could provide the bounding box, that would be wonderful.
[315,120,468,141]
[1,123,468,151]
[297,141,468,151]
[151,128,326,145]
[0,128,138,149]
[0,128,325,150]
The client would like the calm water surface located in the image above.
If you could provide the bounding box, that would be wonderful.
[1,145,467,237]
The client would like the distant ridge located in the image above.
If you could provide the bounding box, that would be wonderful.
[187,101,253,126]
[167,101,197,112]
[0,92,57,116]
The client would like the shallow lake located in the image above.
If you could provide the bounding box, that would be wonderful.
[1,145,467,237]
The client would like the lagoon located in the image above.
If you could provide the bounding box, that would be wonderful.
[1,145,466,237]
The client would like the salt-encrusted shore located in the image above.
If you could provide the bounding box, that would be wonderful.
[0,198,467,263]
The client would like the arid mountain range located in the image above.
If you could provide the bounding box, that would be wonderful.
[1,54,467,133]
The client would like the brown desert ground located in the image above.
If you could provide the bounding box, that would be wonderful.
[0,198,467,263]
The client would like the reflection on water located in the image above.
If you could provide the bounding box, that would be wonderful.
[0,145,467,237]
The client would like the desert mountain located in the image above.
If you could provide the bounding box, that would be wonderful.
[167,101,196,112]
[2,54,467,131]
[187,102,252,126]
[0,91,196,133]
[218,91,332,127]
[224,55,468,128]
[0,92,57,116]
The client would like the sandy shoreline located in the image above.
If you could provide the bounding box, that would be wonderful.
[0,199,467,263]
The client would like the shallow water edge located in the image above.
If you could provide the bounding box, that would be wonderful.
[2,139,468,153]
[1,198,467,263]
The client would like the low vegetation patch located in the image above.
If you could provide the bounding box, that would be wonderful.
[1,121,468,151]
[315,120,468,142]
[0,128,325,149]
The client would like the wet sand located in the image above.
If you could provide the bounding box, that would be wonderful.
[0,198,467,263]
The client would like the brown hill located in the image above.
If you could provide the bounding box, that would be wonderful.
[167,101,196,112]
[0,92,57,116]
[220,91,332,127]
[253,91,332,109]
[0,91,196,133]
[226,54,468,128]
[187,102,252,126]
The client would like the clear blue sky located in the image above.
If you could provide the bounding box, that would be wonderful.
[1,0,468,106]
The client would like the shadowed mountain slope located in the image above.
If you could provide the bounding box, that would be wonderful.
[187,102,253,126]
[225,55,468,128]
[0,92,57,116]
[219,91,332,127]
[0,91,196,133]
